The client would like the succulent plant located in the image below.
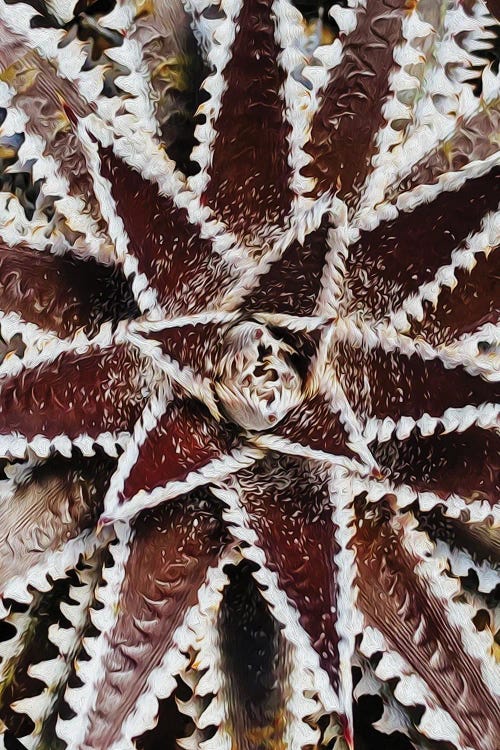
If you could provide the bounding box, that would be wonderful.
[0,1,498,748]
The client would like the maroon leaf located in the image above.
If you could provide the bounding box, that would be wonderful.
[121,398,240,502]
[244,219,329,315]
[236,455,343,691]
[334,341,497,422]
[0,344,148,444]
[353,498,499,750]
[274,391,359,461]
[203,0,293,237]
[408,248,499,345]
[303,0,406,204]
[139,319,225,379]
[371,426,499,506]
[0,242,137,338]
[346,167,499,317]
[82,490,228,748]
[99,149,232,314]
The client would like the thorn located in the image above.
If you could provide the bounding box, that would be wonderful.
[96,515,113,536]
[56,94,78,127]
[55,94,98,143]
[341,715,354,750]
[370,467,386,481]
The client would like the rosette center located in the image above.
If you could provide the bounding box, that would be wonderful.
[215,321,302,431]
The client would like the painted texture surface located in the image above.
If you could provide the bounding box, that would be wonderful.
[0,1,498,749]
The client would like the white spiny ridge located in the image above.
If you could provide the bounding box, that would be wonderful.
[314,203,350,317]
[9,555,103,750]
[0,2,102,106]
[56,521,134,750]
[362,403,499,446]
[358,625,467,750]
[355,475,499,527]
[0,3,250,316]
[356,0,498,218]
[43,1,79,24]
[258,4,352,262]
[0,312,57,366]
[355,498,497,747]
[432,539,499,596]
[86,113,182,205]
[1,527,105,611]
[398,513,499,696]
[333,314,499,381]
[173,625,228,750]
[247,432,367,477]
[0,455,79,607]
[48,558,104,655]
[253,310,329,332]
[0,323,143,409]
[279,649,328,750]
[272,0,318,201]
[390,211,499,335]
[0,431,131,463]
[353,653,424,744]
[362,7,435,183]
[297,0,363,109]
[0,316,115,381]
[327,467,362,746]
[0,0,157,140]
[185,0,339,258]
[416,532,498,646]
[419,488,499,526]
[129,309,239,333]
[183,0,240,203]
[214,217,302,310]
[446,320,499,358]
[111,143,249,294]
[102,549,241,750]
